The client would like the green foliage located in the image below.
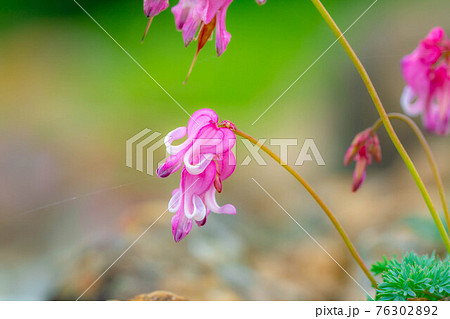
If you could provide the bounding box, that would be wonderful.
[371,252,450,301]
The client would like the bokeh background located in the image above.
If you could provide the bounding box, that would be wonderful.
[1,0,450,300]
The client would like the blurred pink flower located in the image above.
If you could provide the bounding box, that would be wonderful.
[172,0,233,56]
[142,1,264,80]
[144,0,170,18]
[401,27,450,135]
[172,0,235,82]
[344,129,382,192]
[157,109,237,242]
[142,0,170,41]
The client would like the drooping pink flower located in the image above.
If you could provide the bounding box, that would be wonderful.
[172,0,233,55]
[142,0,170,42]
[401,27,450,136]
[157,109,237,242]
[172,0,234,82]
[141,1,264,81]
[344,129,382,192]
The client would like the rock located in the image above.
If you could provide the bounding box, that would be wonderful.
[129,291,187,301]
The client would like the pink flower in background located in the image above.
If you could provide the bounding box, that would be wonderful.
[157,109,237,242]
[141,0,264,80]
[344,129,382,192]
[142,0,170,42]
[401,27,450,135]
[144,0,170,18]
[172,0,234,82]
[172,0,233,56]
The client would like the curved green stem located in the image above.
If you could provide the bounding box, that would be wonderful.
[310,0,450,253]
[372,113,450,233]
[233,128,378,289]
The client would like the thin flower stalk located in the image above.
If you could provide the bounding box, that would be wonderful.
[371,113,450,233]
[231,128,378,289]
[310,0,450,253]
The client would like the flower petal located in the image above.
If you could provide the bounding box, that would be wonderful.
[215,0,233,56]
[423,100,450,136]
[171,212,193,242]
[192,125,236,156]
[401,86,426,116]
[195,213,209,227]
[168,188,182,213]
[144,0,169,18]
[165,126,188,155]
[204,186,236,214]
[156,151,186,178]
[352,157,368,192]
[182,164,216,196]
[172,0,191,29]
[218,150,236,181]
[187,108,219,136]
[183,148,214,175]
[191,194,207,221]
[182,192,206,220]
[182,15,202,47]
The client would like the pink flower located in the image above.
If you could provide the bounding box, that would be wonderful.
[141,1,264,81]
[144,0,170,18]
[401,27,450,135]
[172,0,234,82]
[344,129,382,192]
[142,0,170,42]
[157,109,237,242]
[172,0,233,56]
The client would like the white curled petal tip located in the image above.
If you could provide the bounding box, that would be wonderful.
[168,189,182,213]
[205,187,236,215]
[192,194,207,221]
[184,194,206,220]
[400,86,422,116]
[165,126,187,155]
[183,150,214,175]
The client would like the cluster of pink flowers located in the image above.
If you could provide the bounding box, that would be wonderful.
[157,109,237,242]
[344,129,382,192]
[401,27,450,136]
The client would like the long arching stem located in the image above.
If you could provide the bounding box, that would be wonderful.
[233,128,378,289]
[372,113,450,233]
[310,0,450,253]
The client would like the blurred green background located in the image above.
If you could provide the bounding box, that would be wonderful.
[1,0,450,300]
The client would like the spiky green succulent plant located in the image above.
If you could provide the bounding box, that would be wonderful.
[371,252,450,301]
